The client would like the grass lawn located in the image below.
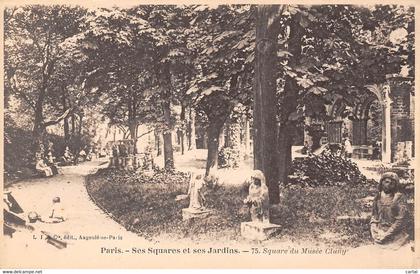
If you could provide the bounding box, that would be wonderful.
[86,168,413,247]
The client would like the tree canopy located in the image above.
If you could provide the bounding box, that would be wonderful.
[4,4,414,192]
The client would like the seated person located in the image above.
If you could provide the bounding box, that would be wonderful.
[370,172,410,249]
[45,151,59,175]
[61,146,73,163]
[39,196,66,223]
[35,155,53,177]
[85,147,93,161]
[79,149,87,160]
[46,150,54,164]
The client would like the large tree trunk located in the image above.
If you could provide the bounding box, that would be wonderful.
[278,124,294,183]
[71,114,76,137]
[188,108,197,150]
[129,121,138,154]
[62,92,70,145]
[129,122,137,142]
[225,118,242,166]
[163,132,174,170]
[205,118,225,176]
[277,12,304,183]
[162,101,174,170]
[179,130,185,155]
[32,100,45,162]
[78,113,83,136]
[228,119,241,148]
[253,5,284,204]
[33,121,45,156]
[219,126,226,148]
[155,130,162,156]
[179,104,186,155]
[231,121,242,164]
[64,118,70,145]
[243,115,251,160]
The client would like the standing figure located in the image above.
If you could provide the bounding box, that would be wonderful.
[46,141,54,164]
[344,137,353,158]
[127,140,135,155]
[188,173,206,210]
[119,141,128,157]
[112,144,119,157]
[244,170,269,223]
[370,172,410,249]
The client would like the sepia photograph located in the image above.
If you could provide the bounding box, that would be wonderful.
[1,2,418,269]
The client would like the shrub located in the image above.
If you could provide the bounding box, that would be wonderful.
[289,146,367,187]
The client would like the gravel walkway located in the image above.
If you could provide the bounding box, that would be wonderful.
[2,159,148,268]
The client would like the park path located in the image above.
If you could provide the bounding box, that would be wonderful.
[2,159,149,268]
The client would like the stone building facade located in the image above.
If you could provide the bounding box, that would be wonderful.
[322,76,414,163]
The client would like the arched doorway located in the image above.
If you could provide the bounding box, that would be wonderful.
[353,96,383,160]
[355,85,392,163]
[325,85,392,163]
[326,98,347,144]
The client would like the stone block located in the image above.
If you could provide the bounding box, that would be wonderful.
[109,157,116,167]
[336,212,371,223]
[125,156,134,170]
[240,221,281,241]
[182,208,211,221]
[175,194,188,201]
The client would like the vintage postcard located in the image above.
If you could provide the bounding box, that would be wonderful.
[1,0,419,269]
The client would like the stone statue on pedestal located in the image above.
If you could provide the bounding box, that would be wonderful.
[188,173,205,210]
[181,172,211,220]
[244,170,269,223]
[241,170,281,240]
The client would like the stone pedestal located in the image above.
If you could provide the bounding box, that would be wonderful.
[182,208,211,221]
[132,155,139,169]
[241,221,281,241]
[109,157,116,168]
[117,157,125,168]
[125,156,133,170]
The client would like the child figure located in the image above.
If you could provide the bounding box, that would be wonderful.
[244,170,269,223]
[49,196,66,222]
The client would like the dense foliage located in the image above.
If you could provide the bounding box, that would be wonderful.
[4,4,414,199]
[289,147,368,187]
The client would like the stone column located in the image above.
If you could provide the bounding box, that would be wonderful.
[382,85,392,163]
[189,109,197,150]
